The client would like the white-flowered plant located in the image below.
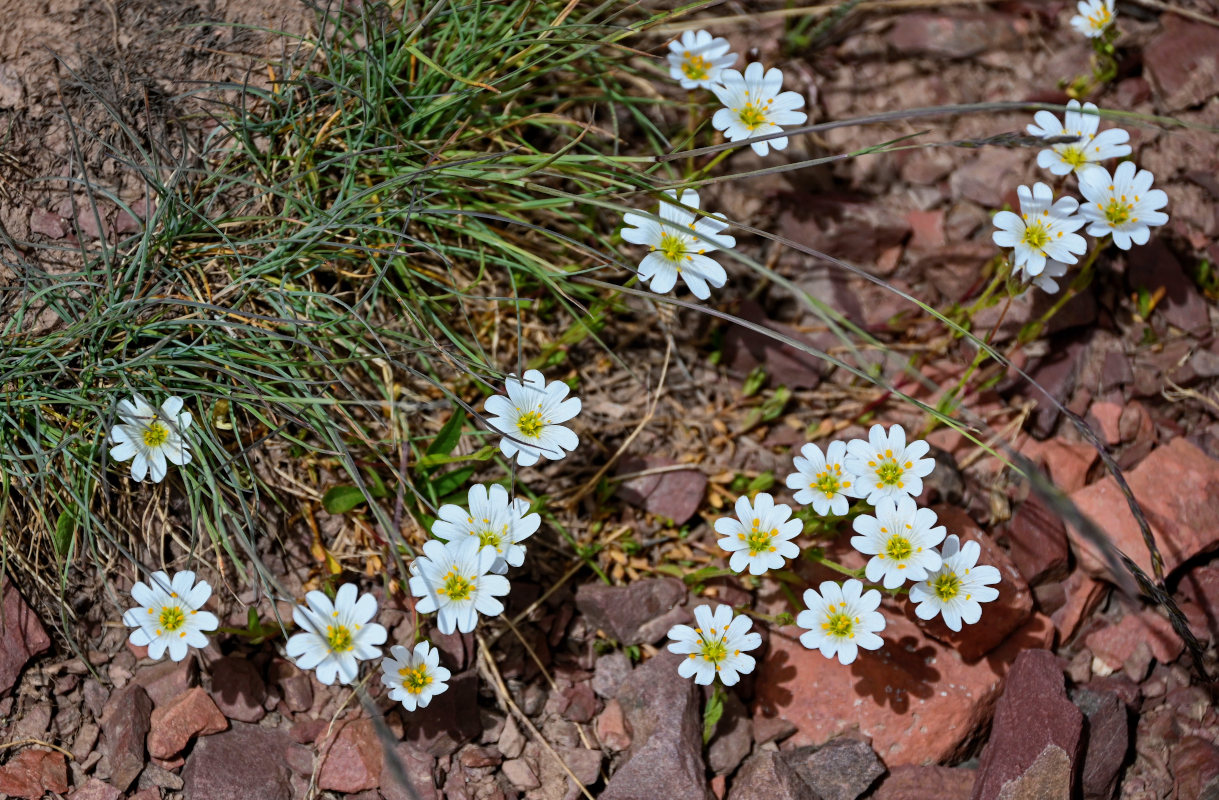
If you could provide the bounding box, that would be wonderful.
[431,483,539,574]
[666,604,761,686]
[711,63,807,157]
[1030,259,1070,294]
[621,189,736,299]
[122,570,219,662]
[409,537,511,635]
[1070,0,1115,38]
[909,535,1002,631]
[992,183,1088,278]
[285,584,387,686]
[1027,100,1130,177]
[483,369,581,467]
[381,641,452,711]
[851,496,946,590]
[844,423,936,506]
[1077,162,1169,250]
[714,492,802,575]
[108,395,193,483]
[796,580,885,666]
[667,29,736,90]
[785,440,862,516]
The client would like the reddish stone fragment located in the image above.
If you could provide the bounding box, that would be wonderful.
[1051,571,1109,643]
[0,749,68,799]
[1084,611,1183,674]
[70,777,122,800]
[997,493,1070,586]
[0,582,51,697]
[1088,402,1123,446]
[147,686,229,759]
[1144,14,1219,112]
[1067,438,1219,580]
[1019,437,1098,493]
[755,606,1053,765]
[616,456,708,525]
[209,656,267,723]
[871,765,975,800]
[318,717,383,793]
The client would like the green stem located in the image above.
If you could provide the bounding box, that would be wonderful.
[1017,235,1108,345]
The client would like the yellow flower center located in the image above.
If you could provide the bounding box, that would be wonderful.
[681,53,711,81]
[326,624,354,653]
[1089,7,1111,28]
[399,665,433,694]
[439,571,474,601]
[1022,221,1050,250]
[885,534,913,562]
[875,458,904,486]
[1060,145,1088,168]
[737,102,770,131]
[700,637,728,664]
[143,422,170,448]
[934,571,962,601]
[1103,198,1132,226]
[158,605,185,632]
[822,607,855,639]
[477,526,505,551]
[658,231,687,262]
[516,410,544,438]
[813,465,847,498]
[739,517,777,557]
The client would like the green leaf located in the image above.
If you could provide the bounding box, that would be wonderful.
[416,444,497,469]
[428,465,478,499]
[681,565,737,585]
[746,471,775,494]
[702,685,725,744]
[53,509,77,558]
[426,410,466,459]
[758,385,791,423]
[323,485,367,514]
[742,366,767,397]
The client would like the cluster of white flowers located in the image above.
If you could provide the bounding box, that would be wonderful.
[119,371,581,710]
[1070,0,1116,38]
[623,31,806,301]
[673,423,1002,673]
[993,100,1168,293]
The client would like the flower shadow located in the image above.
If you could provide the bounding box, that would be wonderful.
[849,634,940,715]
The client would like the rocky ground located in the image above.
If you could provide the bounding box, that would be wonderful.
[3,0,1219,799]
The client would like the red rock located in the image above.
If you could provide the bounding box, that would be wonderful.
[209,656,266,723]
[133,656,199,707]
[707,693,751,776]
[380,742,438,800]
[616,456,708,525]
[147,686,229,759]
[1019,437,1098,494]
[402,670,482,757]
[909,507,1032,662]
[100,683,153,791]
[1067,438,1219,580]
[727,751,816,800]
[29,209,65,239]
[502,758,540,790]
[722,299,830,390]
[318,717,382,793]
[1051,571,1109,643]
[595,698,632,752]
[906,209,945,252]
[128,791,161,800]
[971,650,1082,800]
[560,682,598,724]
[1084,611,1183,674]
[181,722,292,800]
[871,765,975,800]
[268,658,312,714]
[949,149,1027,208]
[0,749,68,799]
[886,13,1020,60]
[69,777,122,800]
[575,578,687,646]
[1169,736,1219,800]
[997,493,1070,586]
[785,738,885,800]
[1072,688,1129,800]
[1088,402,1123,446]
[0,582,51,697]
[755,608,1054,765]
[1144,14,1219,112]
[1117,402,1153,447]
[1127,240,1211,336]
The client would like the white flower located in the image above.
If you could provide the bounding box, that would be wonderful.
[621,189,735,300]
[1070,0,1115,37]
[431,483,539,574]
[909,535,1002,631]
[843,423,936,506]
[785,440,863,516]
[380,641,452,711]
[991,183,1088,277]
[851,496,945,590]
[1030,259,1070,294]
[714,492,802,576]
[1027,100,1131,177]
[666,604,762,686]
[108,394,193,483]
[796,580,885,666]
[285,584,387,686]
[408,537,511,635]
[122,570,219,662]
[667,30,736,90]
[483,370,581,467]
[1077,162,1169,250]
[711,63,807,157]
